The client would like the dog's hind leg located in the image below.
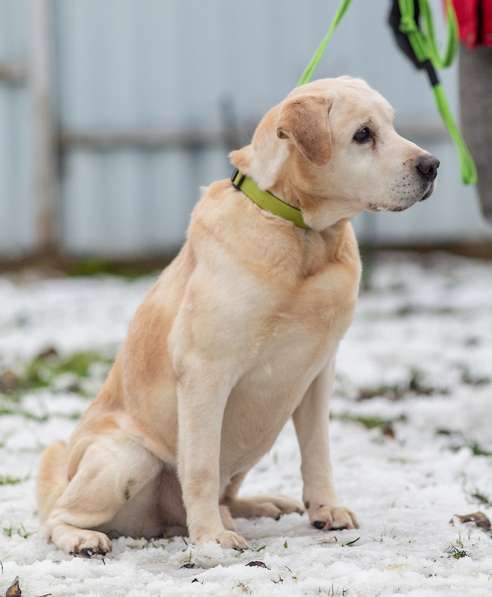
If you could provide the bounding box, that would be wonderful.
[37,441,69,522]
[222,472,304,520]
[42,436,162,556]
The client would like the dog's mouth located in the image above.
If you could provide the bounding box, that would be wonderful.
[419,181,435,202]
[367,181,435,213]
[367,202,413,213]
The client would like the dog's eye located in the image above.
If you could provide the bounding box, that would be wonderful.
[353,126,373,144]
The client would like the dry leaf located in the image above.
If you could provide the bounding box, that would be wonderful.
[36,346,59,360]
[246,560,269,569]
[0,370,18,393]
[451,511,491,531]
[382,422,396,439]
[5,577,21,597]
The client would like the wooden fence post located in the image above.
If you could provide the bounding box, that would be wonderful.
[30,0,58,252]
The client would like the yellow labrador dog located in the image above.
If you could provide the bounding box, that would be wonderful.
[37,77,439,555]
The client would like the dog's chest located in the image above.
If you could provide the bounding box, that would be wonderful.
[220,266,357,473]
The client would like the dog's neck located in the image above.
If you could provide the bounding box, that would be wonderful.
[268,172,359,233]
[269,176,321,213]
[257,178,348,273]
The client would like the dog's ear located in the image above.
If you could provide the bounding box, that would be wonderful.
[229,106,290,190]
[276,95,332,166]
[229,145,253,172]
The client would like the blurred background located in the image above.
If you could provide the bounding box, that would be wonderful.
[1,0,491,268]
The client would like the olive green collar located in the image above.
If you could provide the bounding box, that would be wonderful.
[231,170,309,230]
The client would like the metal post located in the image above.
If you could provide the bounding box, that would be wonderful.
[30,0,58,252]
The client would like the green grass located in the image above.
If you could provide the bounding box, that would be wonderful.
[334,412,407,431]
[22,350,112,390]
[447,541,470,560]
[394,304,458,318]
[0,349,113,402]
[357,368,446,401]
[0,475,29,486]
[468,442,492,457]
[0,349,109,421]
[436,429,492,458]
[0,406,49,422]
[0,405,82,422]
[467,487,492,508]
[458,364,491,387]
[2,524,31,539]
[66,258,160,279]
[342,536,360,547]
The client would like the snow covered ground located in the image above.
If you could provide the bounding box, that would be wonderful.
[0,253,491,597]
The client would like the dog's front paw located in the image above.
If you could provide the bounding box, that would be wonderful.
[194,528,248,550]
[216,530,249,550]
[309,505,358,531]
[52,527,112,556]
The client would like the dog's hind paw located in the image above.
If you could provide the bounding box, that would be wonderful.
[226,495,304,520]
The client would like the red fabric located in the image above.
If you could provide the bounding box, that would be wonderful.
[452,0,492,47]
[483,0,492,46]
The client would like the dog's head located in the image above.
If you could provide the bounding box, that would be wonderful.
[230,77,439,230]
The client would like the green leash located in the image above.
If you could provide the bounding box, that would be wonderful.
[297,0,477,185]
[397,0,476,184]
[297,0,353,86]
[399,0,458,68]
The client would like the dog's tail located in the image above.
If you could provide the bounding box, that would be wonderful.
[36,441,69,522]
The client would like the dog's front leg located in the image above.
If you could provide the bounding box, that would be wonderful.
[177,361,248,549]
[293,361,358,531]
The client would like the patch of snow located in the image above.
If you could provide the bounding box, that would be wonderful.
[1,254,491,596]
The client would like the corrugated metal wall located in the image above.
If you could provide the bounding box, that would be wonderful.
[1,0,491,258]
[0,0,34,255]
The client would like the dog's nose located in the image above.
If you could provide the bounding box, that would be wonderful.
[415,154,440,182]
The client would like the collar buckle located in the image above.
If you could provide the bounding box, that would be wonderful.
[231,169,246,190]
